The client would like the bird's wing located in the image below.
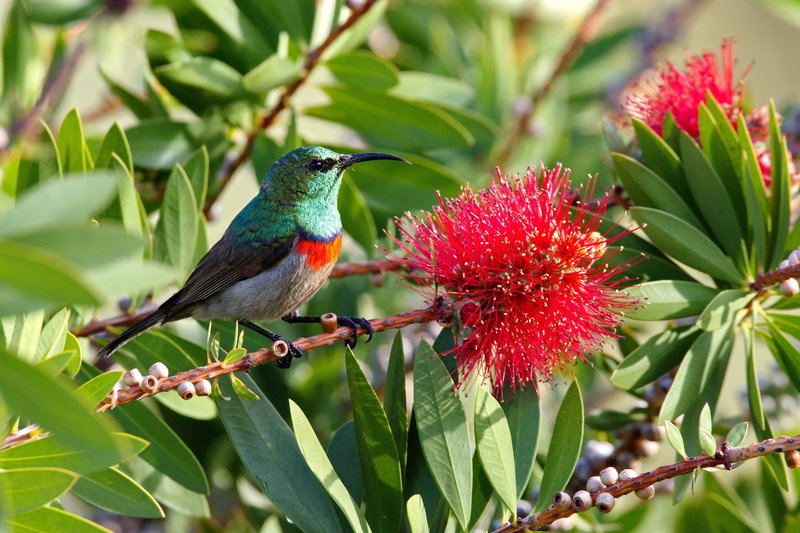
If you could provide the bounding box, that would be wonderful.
[160,230,298,321]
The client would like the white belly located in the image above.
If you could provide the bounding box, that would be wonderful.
[190,253,334,321]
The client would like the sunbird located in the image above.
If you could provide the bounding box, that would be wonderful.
[98,146,409,366]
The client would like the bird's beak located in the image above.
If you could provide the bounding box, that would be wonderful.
[338,152,411,169]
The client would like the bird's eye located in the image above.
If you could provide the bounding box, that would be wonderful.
[307,160,324,171]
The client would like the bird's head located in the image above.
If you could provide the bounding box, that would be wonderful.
[261,146,409,205]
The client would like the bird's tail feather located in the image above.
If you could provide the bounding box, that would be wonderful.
[97,309,166,358]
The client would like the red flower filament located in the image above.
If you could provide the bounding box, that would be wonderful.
[624,39,743,139]
[391,165,638,392]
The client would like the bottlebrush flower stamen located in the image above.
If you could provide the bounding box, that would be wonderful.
[389,164,638,392]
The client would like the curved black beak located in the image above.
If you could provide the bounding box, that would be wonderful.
[338,152,411,169]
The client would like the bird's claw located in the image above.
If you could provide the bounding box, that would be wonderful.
[275,339,304,369]
[337,316,374,348]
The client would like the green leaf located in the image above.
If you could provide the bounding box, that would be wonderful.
[95,122,133,172]
[384,331,408,472]
[126,120,196,170]
[339,177,377,255]
[345,349,402,533]
[35,308,70,361]
[631,118,690,199]
[664,420,687,459]
[0,433,147,473]
[659,324,734,422]
[189,0,274,65]
[474,388,516,516]
[123,457,209,517]
[745,327,789,489]
[611,153,703,229]
[183,146,209,210]
[306,88,473,151]
[768,100,792,269]
[406,494,429,533]
[326,51,399,92]
[327,422,363,505]
[242,54,302,93]
[626,280,719,321]
[413,341,472,528]
[223,347,247,366]
[157,165,198,279]
[289,400,371,533]
[108,397,208,493]
[21,0,103,24]
[0,467,77,513]
[629,207,744,284]
[697,290,752,331]
[0,349,121,465]
[71,467,164,519]
[75,371,124,406]
[0,174,117,238]
[56,108,89,173]
[679,130,746,266]
[698,404,717,456]
[231,375,259,400]
[215,374,344,532]
[534,380,584,512]
[36,350,80,377]
[391,72,474,107]
[502,388,540,499]
[7,506,112,533]
[2,2,37,113]
[154,57,245,105]
[611,326,701,390]
[762,318,800,394]
[725,422,748,447]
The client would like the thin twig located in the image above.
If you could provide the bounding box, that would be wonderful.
[492,436,800,532]
[202,0,379,217]
[495,0,615,166]
[751,262,800,292]
[97,304,450,411]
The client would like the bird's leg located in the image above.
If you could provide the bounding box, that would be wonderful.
[238,320,303,368]
[282,311,374,349]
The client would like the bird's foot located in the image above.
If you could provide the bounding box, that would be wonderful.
[337,316,374,349]
[275,338,304,369]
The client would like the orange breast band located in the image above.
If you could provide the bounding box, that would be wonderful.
[296,236,342,271]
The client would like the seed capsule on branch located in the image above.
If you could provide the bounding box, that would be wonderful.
[552,491,572,511]
[572,490,592,511]
[148,362,168,379]
[595,492,615,513]
[123,368,143,387]
[177,381,196,400]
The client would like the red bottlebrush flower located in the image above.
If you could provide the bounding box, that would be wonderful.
[389,165,638,392]
[624,39,743,139]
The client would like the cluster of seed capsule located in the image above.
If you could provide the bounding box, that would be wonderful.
[553,466,655,517]
[778,248,800,296]
[119,363,211,400]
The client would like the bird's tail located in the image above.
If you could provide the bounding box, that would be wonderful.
[96,309,167,358]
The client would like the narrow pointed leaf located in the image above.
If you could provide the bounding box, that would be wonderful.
[71,467,164,518]
[768,100,791,269]
[679,131,746,264]
[629,207,744,283]
[697,290,753,331]
[625,280,719,321]
[56,108,88,173]
[215,374,343,532]
[384,331,408,471]
[290,400,372,533]
[346,349,402,533]
[7,506,112,533]
[0,349,121,466]
[664,420,687,459]
[762,318,800,393]
[0,467,77,513]
[95,122,133,172]
[659,324,734,422]
[725,422,748,447]
[156,164,198,279]
[611,326,701,390]
[327,422,364,505]
[502,388,540,499]
[474,388,517,516]
[534,380,584,512]
[631,118,690,198]
[413,341,472,528]
[406,494,430,533]
[75,370,124,406]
